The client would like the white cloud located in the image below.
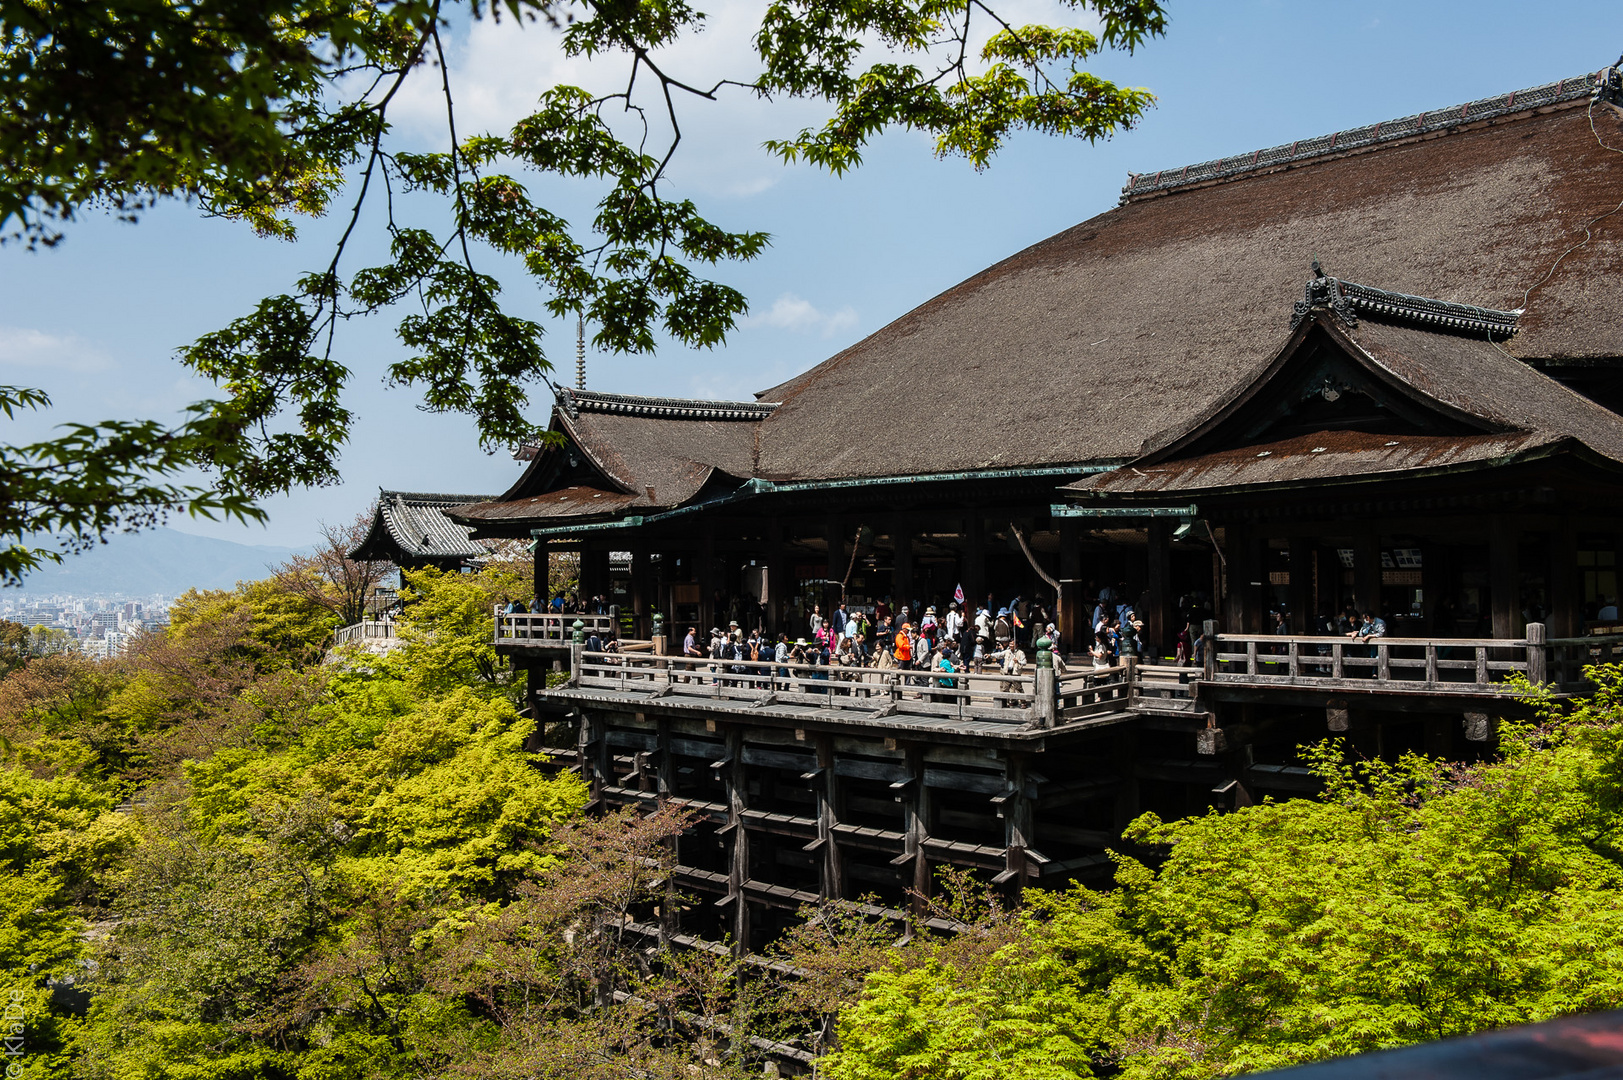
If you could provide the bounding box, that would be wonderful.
[749,293,858,338]
[0,326,112,373]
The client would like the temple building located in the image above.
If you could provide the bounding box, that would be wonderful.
[412,66,1623,955]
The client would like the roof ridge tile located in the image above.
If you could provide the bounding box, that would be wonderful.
[559,387,778,421]
[1122,67,1619,202]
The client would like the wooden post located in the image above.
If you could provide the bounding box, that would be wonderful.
[630,545,650,639]
[902,745,929,919]
[1222,522,1246,633]
[962,513,984,620]
[1550,521,1580,640]
[1490,515,1517,639]
[699,526,717,638]
[893,513,915,613]
[1001,753,1034,894]
[1203,619,1217,681]
[1146,519,1172,659]
[1355,527,1381,621]
[724,726,749,955]
[1526,621,1548,684]
[1289,537,1313,635]
[824,513,845,622]
[815,736,842,902]
[766,520,786,639]
[1060,518,1083,656]
[1034,662,1057,729]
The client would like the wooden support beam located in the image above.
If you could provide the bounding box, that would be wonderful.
[1490,515,1517,639]
[816,735,843,902]
[962,513,985,620]
[1059,517,1082,652]
[903,744,929,920]
[1222,522,1247,634]
[1288,537,1313,636]
[1146,519,1171,659]
[825,513,845,623]
[893,513,915,612]
[699,526,717,639]
[1001,753,1035,892]
[631,545,650,639]
[1111,726,1141,833]
[1550,519,1580,639]
[724,725,749,955]
[1355,527,1381,623]
[766,520,786,640]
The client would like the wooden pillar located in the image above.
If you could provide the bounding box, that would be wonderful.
[1490,515,1517,639]
[1316,545,1340,627]
[1146,519,1172,659]
[902,745,929,918]
[766,520,786,639]
[630,545,649,638]
[962,513,985,619]
[893,514,915,613]
[1289,537,1313,635]
[1222,522,1246,634]
[1001,753,1034,894]
[1354,527,1381,621]
[699,526,717,636]
[534,540,550,607]
[1059,518,1082,652]
[1550,519,1579,639]
[825,513,845,620]
[1112,726,1141,832]
[723,725,749,954]
[655,718,676,943]
[815,736,842,901]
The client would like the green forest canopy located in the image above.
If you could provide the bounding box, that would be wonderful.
[5,561,1623,1078]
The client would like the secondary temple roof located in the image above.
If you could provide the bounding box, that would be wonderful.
[350,491,495,563]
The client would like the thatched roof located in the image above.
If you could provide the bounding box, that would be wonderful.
[458,66,1623,530]
[753,68,1623,480]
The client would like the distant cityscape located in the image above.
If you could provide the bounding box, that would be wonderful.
[1,592,174,659]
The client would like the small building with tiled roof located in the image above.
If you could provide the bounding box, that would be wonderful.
[350,490,497,570]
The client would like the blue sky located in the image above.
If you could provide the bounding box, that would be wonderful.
[5,1,1622,547]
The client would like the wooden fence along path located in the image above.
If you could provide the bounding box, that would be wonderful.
[332,620,397,648]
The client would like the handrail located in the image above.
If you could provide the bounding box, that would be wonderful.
[1215,632,1529,648]
[1209,626,1544,690]
[495,611,616,645]
[568,650,1065,727]
[333,620,396,647]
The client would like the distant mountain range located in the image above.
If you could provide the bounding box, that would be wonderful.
[16,528,307,598]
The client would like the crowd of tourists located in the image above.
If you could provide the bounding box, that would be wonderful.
[672,595,1058,690]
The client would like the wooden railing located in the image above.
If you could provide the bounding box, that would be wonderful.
[495,611,616,645]
[564,650,1131,729]
[1207,625,1545,692]
[333,620,396,648]
[1548,633,1623,690]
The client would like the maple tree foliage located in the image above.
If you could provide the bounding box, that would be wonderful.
[0,0,1167,584]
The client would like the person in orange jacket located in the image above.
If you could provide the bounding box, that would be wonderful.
[894,622,913,667]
